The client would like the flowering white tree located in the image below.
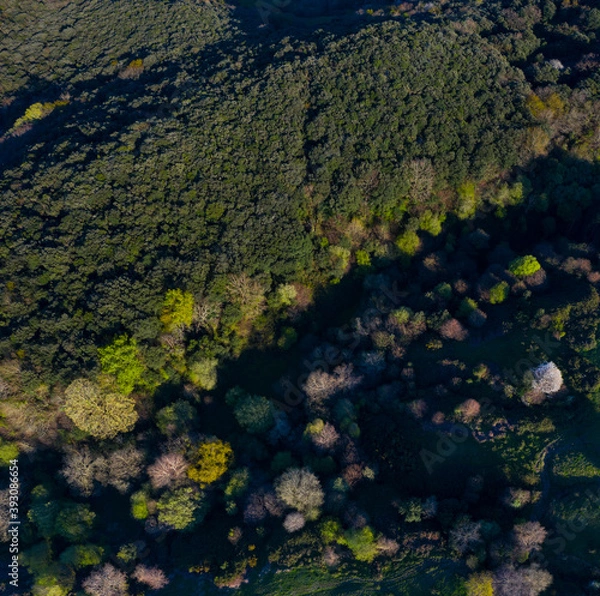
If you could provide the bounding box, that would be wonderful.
[283,512,306,533]
[531,362,563,395]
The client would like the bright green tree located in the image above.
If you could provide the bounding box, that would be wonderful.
[457,181,479,220]
[509,255,541,277]
[98,335,146,394]
[419,210,446,236]
[339,526,379,562]
[130,491,150,520]
[272,284,297,308]
[395,230,421,257]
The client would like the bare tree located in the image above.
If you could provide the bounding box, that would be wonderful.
[303,364,362,411]
[61,446,104,497]
[407,158,435,203]
[107,445,145,493]
[82,563,128,596]
[243,490,269,525]
[439,318,469,341]
[147,452,189,491]
[192,299,222,333]
[457,399,481,422]
[263,490,285,517]
[226,273,266,319]
[310,422,340,452]
[376,536,400,557]
[449,519,483,555]
[342,464,365,488]
[493,564,553,596]
[132,565,169,590]
[513,522,547,559]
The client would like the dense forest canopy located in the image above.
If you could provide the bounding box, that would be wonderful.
[0,19,534,379]
[1,0,600,594]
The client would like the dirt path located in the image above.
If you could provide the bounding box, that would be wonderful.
[532,439,579,521]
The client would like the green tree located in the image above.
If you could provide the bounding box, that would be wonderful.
[28,499,61,539]
[156,400,197,436]
[457,297,478,317]
[59,544,104,569]
[130,491,150,520]
[55,503,95,543]
[156,487,206,530]
[232,394,274,434]
[339,526,379,562]
[489,281,510,304]
[0,441,19,466]
[395,230,421,257]
[224,468,250,514]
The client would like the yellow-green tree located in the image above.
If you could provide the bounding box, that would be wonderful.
[509,255,541,278]
[187,358,218,390]
[187,439,233,485]
[63,379,137,439]
[160,289,194,332]
[395,229,421,257]
[465,572,494,596]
